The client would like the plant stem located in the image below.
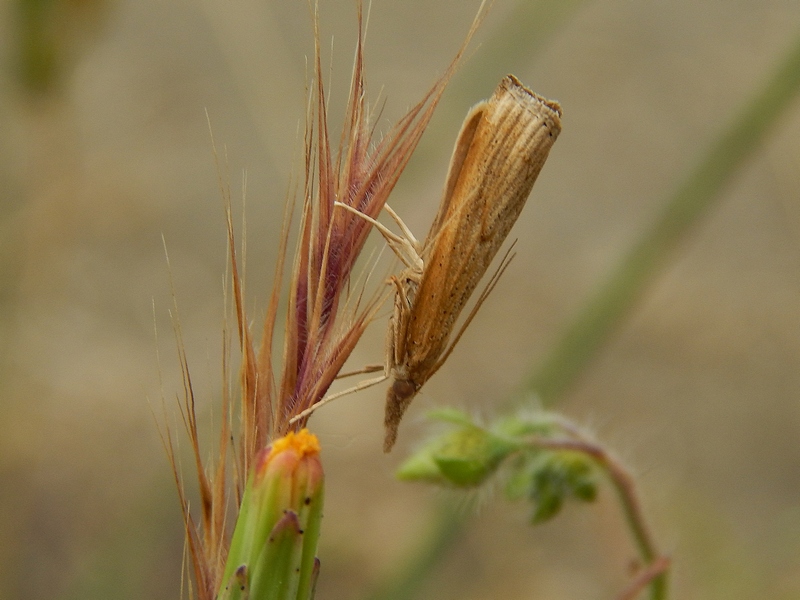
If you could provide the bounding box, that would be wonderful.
[616,556,671,600]
[531,433,667,600]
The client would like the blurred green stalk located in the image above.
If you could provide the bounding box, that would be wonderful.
[373,24,800,600]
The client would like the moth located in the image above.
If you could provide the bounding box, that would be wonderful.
[382,75,562,451]
[292,75,562,451]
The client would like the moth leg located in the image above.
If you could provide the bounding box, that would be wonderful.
[383,204,421,254]
[288,372,389,424]
[335,365,384,379]
[388,273,418,367]
[334,201,423,273]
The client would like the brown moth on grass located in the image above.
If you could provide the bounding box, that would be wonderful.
[292,75,562,451]
[382,75,562,451]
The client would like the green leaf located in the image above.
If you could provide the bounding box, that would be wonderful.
[432,427,516,487]
[397,425,518,487]
[396,442,452,484]
[249,511,305,600]
[492,412,560,439]
[523,452,598,524]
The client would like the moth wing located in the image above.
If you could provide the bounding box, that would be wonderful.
[423,101,487,255]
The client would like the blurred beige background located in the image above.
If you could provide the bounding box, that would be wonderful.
[2,0,800,598]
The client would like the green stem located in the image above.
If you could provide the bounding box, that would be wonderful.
[527,29,800,405]
[532,433,667,600]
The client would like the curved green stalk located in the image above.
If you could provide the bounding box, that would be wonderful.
[531,432,667,599]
